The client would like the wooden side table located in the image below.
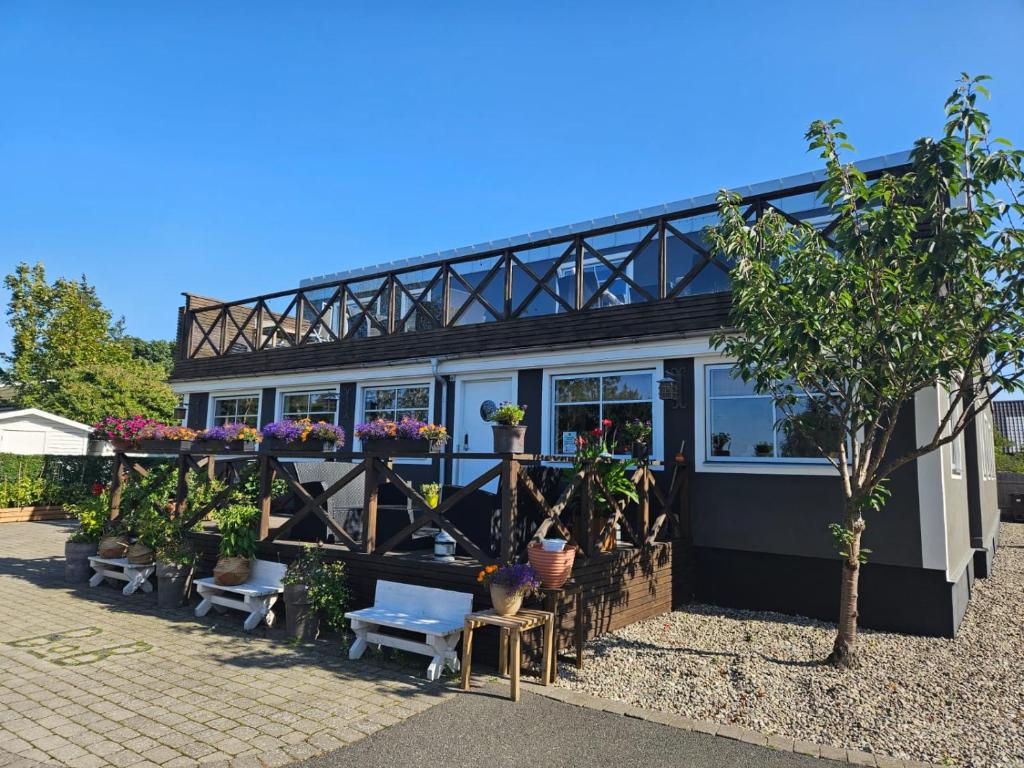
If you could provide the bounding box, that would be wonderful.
[538,580,584,679]
[460,608,554,702]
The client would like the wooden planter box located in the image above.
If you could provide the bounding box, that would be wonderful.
[0,506,70,524]
[134,439,188,453]
[361,438,430,454]
[261,438,339,453]
[185,439,259,454]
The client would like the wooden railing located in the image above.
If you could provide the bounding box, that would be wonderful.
[107,446,689,565]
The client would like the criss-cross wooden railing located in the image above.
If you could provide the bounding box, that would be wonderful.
[107,446,689,566]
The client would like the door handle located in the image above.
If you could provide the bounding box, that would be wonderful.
[463,433,469,451]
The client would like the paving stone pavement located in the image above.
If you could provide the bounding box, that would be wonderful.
[0,522,451,768]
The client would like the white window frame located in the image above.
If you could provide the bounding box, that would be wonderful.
[946,387,964,478]
[207,392,261,428]
[541,363,662,464]
[355,380,434,464]
[694,358,842,476]
[277,387,340,423]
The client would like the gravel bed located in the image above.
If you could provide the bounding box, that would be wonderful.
[557,522,1024,768]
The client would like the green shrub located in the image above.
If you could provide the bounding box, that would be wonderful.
[213,503,259,559]
[283,546,351,633]
[0,453,113,507]
[66,492,110,543]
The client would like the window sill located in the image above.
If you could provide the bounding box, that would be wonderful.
[698,459,843,477]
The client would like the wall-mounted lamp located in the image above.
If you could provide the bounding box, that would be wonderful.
[173,399,189,422]
[658,369,684,410]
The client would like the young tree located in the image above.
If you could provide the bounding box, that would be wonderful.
[709,74,1024,667]
[1,262,176,423]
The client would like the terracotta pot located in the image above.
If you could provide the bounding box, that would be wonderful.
[489,583,524,616]
[126,542,154,565]
[213,556,251,586]
[492,425,526,454]
[65,541,97,582]
[98,535,130,558]
[527,541,577,589]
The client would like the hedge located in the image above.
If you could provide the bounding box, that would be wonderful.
[0,453,114,508]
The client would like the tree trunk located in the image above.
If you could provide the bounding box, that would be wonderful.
[829,513,865,668]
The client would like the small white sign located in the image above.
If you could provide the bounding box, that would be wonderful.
[561,431,578,454]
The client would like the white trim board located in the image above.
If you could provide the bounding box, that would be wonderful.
[0,408,94,434]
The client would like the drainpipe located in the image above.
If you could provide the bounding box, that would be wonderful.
[431,357,448,485]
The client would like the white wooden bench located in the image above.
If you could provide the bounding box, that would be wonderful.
[88,556,155,596]
[194,559,286,631]
[345,580,473,681]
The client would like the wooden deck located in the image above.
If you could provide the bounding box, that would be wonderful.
[110,444,692,654]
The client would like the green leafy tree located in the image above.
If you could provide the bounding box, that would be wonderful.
[124,336,176,375]
[709,74,1024,667]
[1,262,175,423]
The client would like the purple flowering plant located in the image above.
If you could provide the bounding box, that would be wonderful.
[198,422,262,444]
[354,417,428,441]
[261,419,346,445]
[477,562,541,596]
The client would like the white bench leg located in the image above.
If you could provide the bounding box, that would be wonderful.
[349,619,369,659]
[427,634,460,681]
[122,568,152,596]
[88,570,105,588]
[242,595,276,632]
[195,585,214,617]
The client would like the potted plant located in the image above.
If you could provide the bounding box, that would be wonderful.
[192,423,262,453]
[355,417,430,454]
[418,424,449,453]
[477,562,540,616]
[281,545,351,643]
[97,518,131,558]
[711,432,731,457]
[92,416,163,452]
[620,418,653,459]
[487,402,527,453]
[260,419,346,452]
[212,503,259,585]
[420,482,440,509]
[135,423,197,453]
[155,534,196,608]
[64,488,107,582]
[755,441,774,457]
[526,539,578,589]
[568,420,639,552]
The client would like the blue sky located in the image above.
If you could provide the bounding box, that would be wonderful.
[1,1,1022,354]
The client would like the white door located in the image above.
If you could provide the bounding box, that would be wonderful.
[0,429,47,455]
[455,376,515,489]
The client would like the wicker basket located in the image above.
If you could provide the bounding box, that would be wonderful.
[98,536,130,558]
[213,556,251,586]
[126,543,154,565]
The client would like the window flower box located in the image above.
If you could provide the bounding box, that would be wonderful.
[355,418,431,455]
[260,420,346,453]
[361,437,429,454]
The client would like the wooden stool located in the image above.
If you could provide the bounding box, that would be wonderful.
[538,580,585,679]
[460,608,554,702]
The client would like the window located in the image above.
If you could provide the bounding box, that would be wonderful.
[948,388,963,477]
[552,371,654,455]
[212,394,260,427]
[361,384,430,423]
[982,411,997,480]
[705,365,843,462]
[282,389,338,422]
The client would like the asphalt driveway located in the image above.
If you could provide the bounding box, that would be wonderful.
[296,686,842,768]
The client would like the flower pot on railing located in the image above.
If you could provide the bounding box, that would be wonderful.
[527,541,577,589]
[631,441,650,460]
[489,583,524,617]
[65,541,97,582]
[361,438,429,454]
[261,437,337,453]
[492,425,527,454]
[186,439,259,454]
[108,438,135,452]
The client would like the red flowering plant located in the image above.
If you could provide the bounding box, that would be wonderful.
[567,418,638,517]
[92,416,162,445]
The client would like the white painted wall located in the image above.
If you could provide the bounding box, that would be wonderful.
[0,410,93,456]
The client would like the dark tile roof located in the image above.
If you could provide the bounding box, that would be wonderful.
[993,400,1024,453]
